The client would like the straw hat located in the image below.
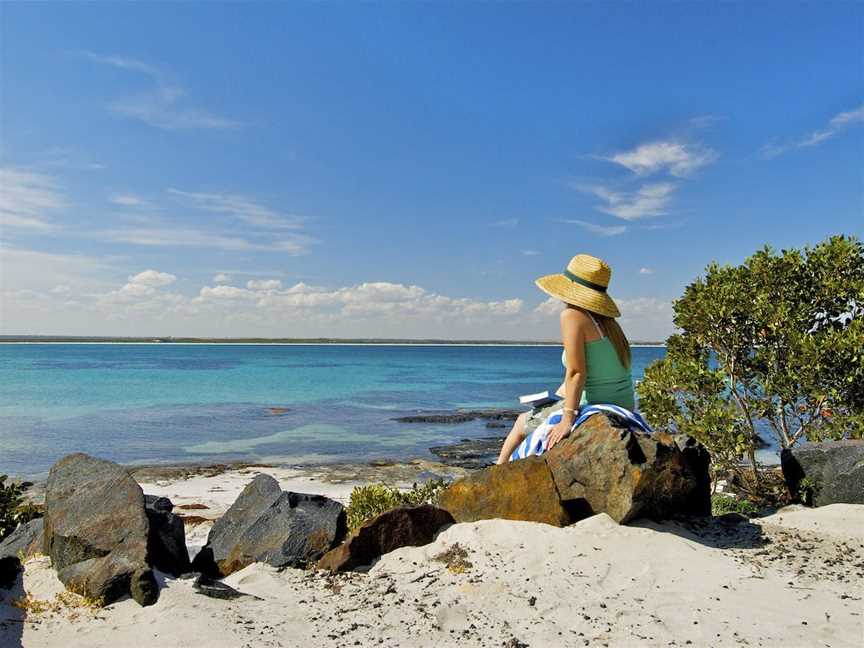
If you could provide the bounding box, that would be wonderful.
[535,254,621,318]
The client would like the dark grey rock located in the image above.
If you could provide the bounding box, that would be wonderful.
[781,441,864,506]
[191,474,347,577]
[44,453,156,605]
[394,409,523,424]
[429,437,505,469]
[144,494,190,576]
[192,573,249,600]
[129,567,159,606]
[0,518,44,562]
[674,435,713,516]
[319,505,454,572]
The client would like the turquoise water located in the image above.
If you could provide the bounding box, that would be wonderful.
[0,344,666,477]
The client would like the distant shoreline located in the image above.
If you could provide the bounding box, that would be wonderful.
[0,336,667,347]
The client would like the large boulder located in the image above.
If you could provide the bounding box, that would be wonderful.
[439,413,711,526]
[781,441,864,506]
[144,495,190,576]
[318,505,454,572]
[192,474,347,577]
[439,457,571,526]
[44,453,158,606]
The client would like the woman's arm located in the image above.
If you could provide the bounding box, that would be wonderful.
[548,308,586,449]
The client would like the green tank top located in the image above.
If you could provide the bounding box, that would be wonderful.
[562,338,635,411]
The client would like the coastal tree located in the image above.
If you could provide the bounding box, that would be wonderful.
[637,235,864,489]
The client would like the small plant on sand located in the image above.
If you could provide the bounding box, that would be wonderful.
[11,589,105,619]
[798,476,819,506]
[638,235,864,494]
[711,494,759,517]
[0,474,41,541]
[433,543,473,574]
[345,479,447,530]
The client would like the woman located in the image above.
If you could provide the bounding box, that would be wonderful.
[496,254,635,464]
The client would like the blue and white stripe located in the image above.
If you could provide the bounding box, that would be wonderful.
[509,403,652,461]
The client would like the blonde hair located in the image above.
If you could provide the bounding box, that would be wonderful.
[571,305,631,369]
[596,314,632,369]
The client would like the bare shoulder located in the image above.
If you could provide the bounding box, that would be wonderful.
[559,308,591,333]
[560,307,591,327]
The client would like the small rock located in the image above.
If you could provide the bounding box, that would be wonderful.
[318,505,454,572]
[0,518,44,562]
[192,573,248,600]
[192,474,346,576]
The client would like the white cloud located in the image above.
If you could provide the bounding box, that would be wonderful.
[101,226,312,254]
[521,249,539,256]
[532,295,673,341]
[247,279,282,291]
[1,255,674,340]
[127,269,176,288]
[167,189,302,229]
[762,103,864,158]
[605,140,716,177]
[213,273,231,284]
[616,297,674,341]
[533,297,562,316]
[193,280,524,323]
[86,53,238,131]
[110,194,147,207]
[557,219,628,236]
[639,267,654,275]
[576,182,676,221]
[0,167,65,230]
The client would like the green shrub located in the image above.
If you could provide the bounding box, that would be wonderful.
[345,479,447,530]
[638,235,864,491]
[0,475,41,541]
[711,494,759,517]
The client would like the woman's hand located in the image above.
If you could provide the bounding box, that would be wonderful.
[547,411,575,450]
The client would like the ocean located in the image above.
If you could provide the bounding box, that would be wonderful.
[0,343,667,478]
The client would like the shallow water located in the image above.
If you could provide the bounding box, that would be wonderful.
[0,343,673,477]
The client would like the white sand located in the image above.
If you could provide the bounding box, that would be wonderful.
[3,479,862,647]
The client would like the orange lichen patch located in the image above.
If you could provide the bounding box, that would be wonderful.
[439,457,570,527]
[180,515,211,525]
[176,503,209,510]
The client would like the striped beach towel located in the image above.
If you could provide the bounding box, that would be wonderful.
[509,403,652,461]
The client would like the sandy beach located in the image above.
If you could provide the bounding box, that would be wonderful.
[2,464,862,648]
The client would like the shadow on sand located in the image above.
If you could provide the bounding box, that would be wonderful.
[634,513,768,550]
[0,569,26,648]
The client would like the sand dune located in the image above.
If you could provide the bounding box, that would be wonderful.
[2,501,862,648]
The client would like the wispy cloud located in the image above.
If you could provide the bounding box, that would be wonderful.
[0,167,65,230]
[491,217,519,228]
[167,189,302,229]
[35,147,106,171]
[604,140,716,177]
[639,267,654,275]
[521,249,539,256]
[556,219,628,236]
[575,182,676,221]
[85,52,239,131]
[101,226,312,254]
[762,103,864,158]
[109,194,148,207]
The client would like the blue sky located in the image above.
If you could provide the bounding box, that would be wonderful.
[1,2,862,340]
